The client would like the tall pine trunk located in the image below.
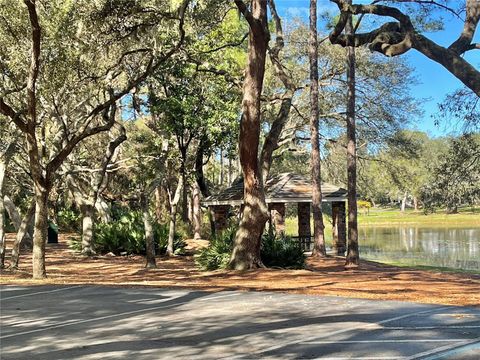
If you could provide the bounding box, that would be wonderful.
[345,5,359,268]
[309,0,326,257]
[229,0,270,270]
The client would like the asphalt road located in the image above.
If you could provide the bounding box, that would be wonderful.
[1,285,479,359]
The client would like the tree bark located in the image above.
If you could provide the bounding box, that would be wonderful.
[192,181,202,240]
[80,204,95,255]
[0,143,15,268]
[345,5,359,269]
[180,150,189,224]
[167,177,183,256]
[10,201,35,269]
[309,0,327,258]
[141,193,156,269]
[229,0,270,270]
[413,196,418,211]
[0,171,6,268]
[400,191,408,212]
[32,188,48,279]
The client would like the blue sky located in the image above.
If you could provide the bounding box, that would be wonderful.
[274,0,480,137]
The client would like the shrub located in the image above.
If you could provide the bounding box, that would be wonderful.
[261,232,305,269]
[195,226,236,270]
[57,209,80,232]
[69,211,185,255]
[195,226,305,270]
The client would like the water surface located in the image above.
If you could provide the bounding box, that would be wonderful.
[357,227,480,271]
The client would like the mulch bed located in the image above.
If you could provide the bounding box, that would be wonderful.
[1,234,479,306]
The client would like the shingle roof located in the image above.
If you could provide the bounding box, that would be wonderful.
[203,173,347,206]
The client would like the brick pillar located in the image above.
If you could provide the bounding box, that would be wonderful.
[209,205,230,232]
[297,202,311,238]
[332,201,346,255]
[268,203,286,235]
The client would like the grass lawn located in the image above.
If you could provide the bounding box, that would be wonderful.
[284,206,480,235]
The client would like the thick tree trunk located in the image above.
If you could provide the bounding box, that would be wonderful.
[309,0,326,258]
[80,203,95,255]
[141,193,156,269]
[10,201,36,269]
[229,0,270,270]
[413,196,418,211]
[32,188,48,279]
[345,7,359,269]
[192,182,202,240]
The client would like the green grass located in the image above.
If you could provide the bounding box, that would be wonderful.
[284,206,480,234]
[357,206,480,227]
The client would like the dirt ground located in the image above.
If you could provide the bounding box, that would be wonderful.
[1,234,479,307]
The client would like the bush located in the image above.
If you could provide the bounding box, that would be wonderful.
[195,226,305,270]
[261,232,305,269]
[57,208,80,232]
[69,211,185,255]
[195,226,236,270]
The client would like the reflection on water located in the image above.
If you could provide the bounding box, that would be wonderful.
[358,227,480,271]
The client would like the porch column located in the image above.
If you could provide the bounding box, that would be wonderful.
[269,203,286,235]
[332,201,346,255]
[209,205,231,232]
[297,202,311,238]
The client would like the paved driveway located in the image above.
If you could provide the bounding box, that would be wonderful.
[1,285,479,359]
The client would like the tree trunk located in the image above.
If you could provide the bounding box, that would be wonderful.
[167,178,183,257]
[32,188,48,279]
[95,197,111,223]
[0,159,7,268]
[192,181,202,240]
[180,155,189,224]
[413,196,418,211]
[219,149,224,186]
[229,0,270,270]
[309,0,326,258]
[195,139,210,197]
[155,187,164,223]
[228,157,233,185]
[345,6,359,269]
[80,203,95,255]
[4,196,22,230]
[0,143,16,268]
[10,201,36,269]
[141,193,157,269]
[400,191,408,212]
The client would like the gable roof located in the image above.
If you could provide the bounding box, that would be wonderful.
[203,173,347,206]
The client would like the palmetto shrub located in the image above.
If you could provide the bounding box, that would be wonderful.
[69,211,185,255]
[195,226,305,270]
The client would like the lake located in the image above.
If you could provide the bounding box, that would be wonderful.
[357,227,480,272]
